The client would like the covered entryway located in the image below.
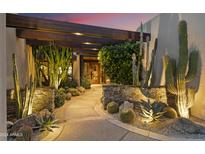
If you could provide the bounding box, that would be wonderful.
[6,13,150,86]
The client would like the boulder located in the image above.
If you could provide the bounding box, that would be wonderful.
[38,109,51,117]
[9,115,38,134]
[66,92,72,100]
[68,88,81,96]
[77,86,86,93]
[119,101,134,111]
[7,121,14,129]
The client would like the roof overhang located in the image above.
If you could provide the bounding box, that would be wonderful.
[6,13,151,55]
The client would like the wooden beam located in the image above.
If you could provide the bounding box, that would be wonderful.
[16,29,123,45]
[26,39,102,50]
[7,13,151,41]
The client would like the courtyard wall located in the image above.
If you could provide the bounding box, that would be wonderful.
[141,13,205,120]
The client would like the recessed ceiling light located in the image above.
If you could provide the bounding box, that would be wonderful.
[73,32,83,36]
[91,48,98,51]
[83,42,92,45]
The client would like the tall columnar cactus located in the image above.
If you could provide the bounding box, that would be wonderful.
[135,22,144,86]
[144,38,158,87]
[134,22,157,88]
[163,20,199,118]
[12,54,23,118]
[12,54,36,119]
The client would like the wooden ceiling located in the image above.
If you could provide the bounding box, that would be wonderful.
[6,13,151,56]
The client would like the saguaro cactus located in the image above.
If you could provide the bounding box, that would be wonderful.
[163,20,199,118]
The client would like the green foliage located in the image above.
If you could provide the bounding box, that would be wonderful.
[163,107,178,119]
[60,78,78,89]
[98,42,140,85]
[140,100,167,122]
[12,54,36,119]
[107,101,119,114]
[54,89,66,108]
[81,76,91,89]
[119,108,136,123]
[16,125,33,141]
[34,44,72,90]
[163,20,199,118]
[36,110,59,132]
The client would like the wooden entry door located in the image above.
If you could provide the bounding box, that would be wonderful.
[84,62,100,84]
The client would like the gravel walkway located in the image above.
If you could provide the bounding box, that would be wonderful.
[54,85,155,141]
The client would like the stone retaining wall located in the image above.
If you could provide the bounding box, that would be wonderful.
[101,84,167,108]
[7,87,55,120]
[32,88,55,113]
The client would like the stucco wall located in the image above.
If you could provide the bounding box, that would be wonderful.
[0,13,6,140]
[141,13,205,120]
[6,28,28,89]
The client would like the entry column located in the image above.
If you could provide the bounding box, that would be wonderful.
[73,52,81,86]
[0,13,7,140]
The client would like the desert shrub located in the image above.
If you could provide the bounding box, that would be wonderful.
[139,100,167,122]
[107,101,119,114]
[81,76,91,89]
[68,79,78,88]
[163,107,178,119]
[16,125,33,141]
[120,108,136,123]
[68,88,81,96]
[36,109,59,132]
[54,89,66,108]
[98,42,140,85]
[58,88,66,93]
[60,77,78,89]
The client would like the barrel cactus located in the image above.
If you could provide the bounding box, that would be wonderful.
[163,107,178,119]
[107,101,119,114]
[119,108,136,123]
[163,20,199,118]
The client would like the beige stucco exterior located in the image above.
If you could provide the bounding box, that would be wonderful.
[0,14,6,140]
[141,13,205,120]
[6,28,29,89]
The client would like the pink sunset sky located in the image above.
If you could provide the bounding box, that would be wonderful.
[21,13,158,31]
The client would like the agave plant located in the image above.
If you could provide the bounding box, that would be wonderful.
[140,100,167,123]
[36,111,59,132]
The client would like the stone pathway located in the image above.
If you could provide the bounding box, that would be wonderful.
[54,85,155,141]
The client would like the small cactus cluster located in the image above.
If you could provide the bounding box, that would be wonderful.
[16,125,33,141]
[163,20,199,118]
